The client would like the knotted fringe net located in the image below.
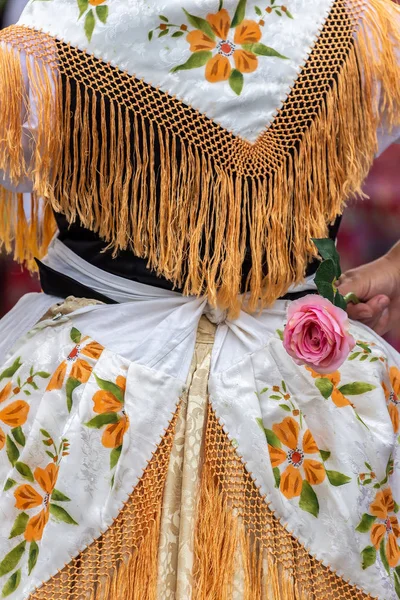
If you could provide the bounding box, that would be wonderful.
[0,0,400,312]
[193,406,374,600]
[29,408,180,600]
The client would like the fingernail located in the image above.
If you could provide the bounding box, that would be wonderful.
[378,297,390,308]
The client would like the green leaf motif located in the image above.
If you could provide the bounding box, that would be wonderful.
[356,513,377,533]
[349,352,362,361]
[218,0,224,9]
[315,378,334,399]
[11,427,25,447]
[1,569,21,598]
[380,539,390,575]
[94,374,124,404]
[242,42,287,59]
[159,15,169,22]
[320,450,331,462]
[326,470,352,487]
[77,0,88,19]
[171,50,213,73]
[148,30,153,41]
[3,479,16,492]
[255,6,262,16]
[285,9,294,18]
[9,513,29,539]
[40,429,51,439]
[0,357,22,382]
[6,435,19,467]
[51,489,71,502]
[85,412,119,429]
[66,377,81,413]
[394,570,400,599]
[36,372,51,379]
[277,329,284,341]
[28,541,39,576]
[182,9,215,40]
[84,9,95,42]
[231,0,247,28]
[361,545,376,570]
[273,467,281,488]
[338,382,376,396]
[49,504,78,526]
[279,404,291,412]
[172,31,185,37]
[0,542,26,577]
[96,5,108,23]
[265,429,282,449]
[110,445,123,470]
[158,29,169,38]
[229,69,244,96]
[70,328,82,344]
[370,357,379,363]
[260,387,269,395]
[299,481,319,518]
[270,395,282,401]
[15,462,34,483]
[360,355,368,362]
[357,342,371,353]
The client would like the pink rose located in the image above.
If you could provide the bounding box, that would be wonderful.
[283,295,355,374]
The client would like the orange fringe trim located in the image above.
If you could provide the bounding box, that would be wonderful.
[0,0,399,312]
[193,406,375,599]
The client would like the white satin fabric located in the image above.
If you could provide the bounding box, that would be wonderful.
[1,240,400,599]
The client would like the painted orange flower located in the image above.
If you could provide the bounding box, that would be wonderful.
[186,9,261,85]
[370,488,400,568]
[47,341,104,392]
[307,368,352,408]
[268,417,325,499]
[383,367,400,433]
[14,463,59,541]
[0,381,29,451]
[92,376,129,448]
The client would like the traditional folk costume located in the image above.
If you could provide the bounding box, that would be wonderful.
[0,0,400,598]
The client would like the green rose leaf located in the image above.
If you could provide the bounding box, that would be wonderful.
[96,5,108,23]
[77,0,88,19]
[49,504,78,526]
[84,9,96,42]
[356,513,377,533]
[0,542,26,577]
[85,413,119,429]
[334,293,347,311]
[326,470,352,487]
[15,462,34,483]
[66,377,82,413]
[11,427,25,447]
[361,545,376,570]
[94,374,124,404]
[1,569,21,598]
[311,238,341,278]
[320,450,331,462]
[299,481,319,518]
[0,357,22,382]
[380,539,390,575]
[70,327,82,344]
[229,69,244,96]
[6,435,19,467]
[242,42,287,59]
[9,513,29,539]
[51,489,71,502]
[28,541,39,576]
[273,467,281,488]
[182,9,215,40]
[3,479,16,492]
[315,378,334,399]
[338,383,376,396]
[315,281,335,303]
[171,51,213,73]
[315,258,336,287]
[231,0,247,28]
[110,445,123,470]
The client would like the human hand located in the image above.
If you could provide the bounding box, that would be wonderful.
[336,245,400,336]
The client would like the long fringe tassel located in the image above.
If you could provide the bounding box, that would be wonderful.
[0,0,399,313]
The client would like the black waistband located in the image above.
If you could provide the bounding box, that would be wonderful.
[37,260,314,305]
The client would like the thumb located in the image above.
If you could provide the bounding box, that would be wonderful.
[336,272,368,301]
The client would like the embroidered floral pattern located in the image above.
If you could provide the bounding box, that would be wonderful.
[382,367,400,434]
[77,0,109,42]
[258,414,351,518]
[349,340,387,364]
[307,366,376,426]
[256,380,304,424]
[149,0,289,95]
[0,359,50,469]
[0,431,76,597]
[85,373,129,482]
[47,328,104,412]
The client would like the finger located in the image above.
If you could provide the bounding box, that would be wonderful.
[374,308,391,336]
[345,296,390,327]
